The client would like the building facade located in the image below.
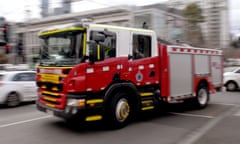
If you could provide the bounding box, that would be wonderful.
[204,0,230,48]
[14,4,185,64]
[41,0,49,18]
[168,0,230,48]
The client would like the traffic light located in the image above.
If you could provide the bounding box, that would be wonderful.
[2,24,9,43]
[4,45,11,54]
[17,40,23,56]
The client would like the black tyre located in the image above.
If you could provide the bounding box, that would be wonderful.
[105,92,132,129]
[6,92,20,107]
[195,85,209,109]
[64,115,86,128]
[226,82,237,91]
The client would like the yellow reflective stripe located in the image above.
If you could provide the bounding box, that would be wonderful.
[85,115,102,121]
[83,33,87,55]
[37,66,73,69]
[39,27,85,36]
[141,106,154,111]
[42,91,59,96]
[97,44,100,60]
[90,24,154,33]
[140,92,154,97]
[43,96,57,102]
[141,100,153,104]
[86,99,103,104]
[45,103,55,108]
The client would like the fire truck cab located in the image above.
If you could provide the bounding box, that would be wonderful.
[36,23,223,128]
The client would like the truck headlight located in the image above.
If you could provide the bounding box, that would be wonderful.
[67,99,86,107]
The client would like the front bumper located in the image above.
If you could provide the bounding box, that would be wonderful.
[36,98,104,120]
[36,101,75,119]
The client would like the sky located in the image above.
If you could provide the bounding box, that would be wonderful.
[0,0,167,22]
[229,0,240,33]
[0,0,239,33]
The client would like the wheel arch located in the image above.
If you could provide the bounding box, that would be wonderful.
[104,82,141,112]
[225,80,239,88]
[5,91,23,103]
[197,79,209,90]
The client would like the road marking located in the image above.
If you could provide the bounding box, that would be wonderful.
[233,109,240,116]
[177,106,239,144]
[0,115,52,128]
[211,102,239,106]
[169,112,214,119]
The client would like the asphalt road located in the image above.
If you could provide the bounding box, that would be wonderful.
[0,91,240,144]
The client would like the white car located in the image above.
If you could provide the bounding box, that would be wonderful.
[0,71,37,107]
[224,67,240,91]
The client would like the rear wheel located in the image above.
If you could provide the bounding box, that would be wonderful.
[226,82,237,91]
[6,92,20,107]
[195,85,209,109]
[105,92,132,129]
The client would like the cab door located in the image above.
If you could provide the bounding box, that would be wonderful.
[128,33,159,85]
[85,29,119,90]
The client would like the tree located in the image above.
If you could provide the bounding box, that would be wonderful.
[183,3,204,47]
[183,3,204,24]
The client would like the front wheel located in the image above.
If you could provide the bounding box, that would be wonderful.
[105,92,132,129]
[195,85,209,109]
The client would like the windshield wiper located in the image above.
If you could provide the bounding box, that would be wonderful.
[56,60,75,66]
[39,61,57,66]
[40,47,51,59]
[41,59,75,66]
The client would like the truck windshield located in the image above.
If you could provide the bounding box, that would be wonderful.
[39,31,84,66]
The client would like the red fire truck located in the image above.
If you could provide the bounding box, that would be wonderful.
[36,23,223,128]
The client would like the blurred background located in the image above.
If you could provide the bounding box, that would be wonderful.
[0,0,240,68]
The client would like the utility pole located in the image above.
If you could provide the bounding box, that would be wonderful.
[22,8,31,64]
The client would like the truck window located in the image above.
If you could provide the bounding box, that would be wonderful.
[40,32,83,61]
[90,31,116,59]
[132,34,151,59]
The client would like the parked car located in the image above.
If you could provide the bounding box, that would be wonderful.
[224,67,240,91]
[0,71,37,107]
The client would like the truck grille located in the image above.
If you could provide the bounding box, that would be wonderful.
[39,89,66,109]
[37,82,63,92]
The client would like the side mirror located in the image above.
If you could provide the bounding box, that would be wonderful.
[91,33,105,43]
[103,29,115,37]
[89,41,105,64]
